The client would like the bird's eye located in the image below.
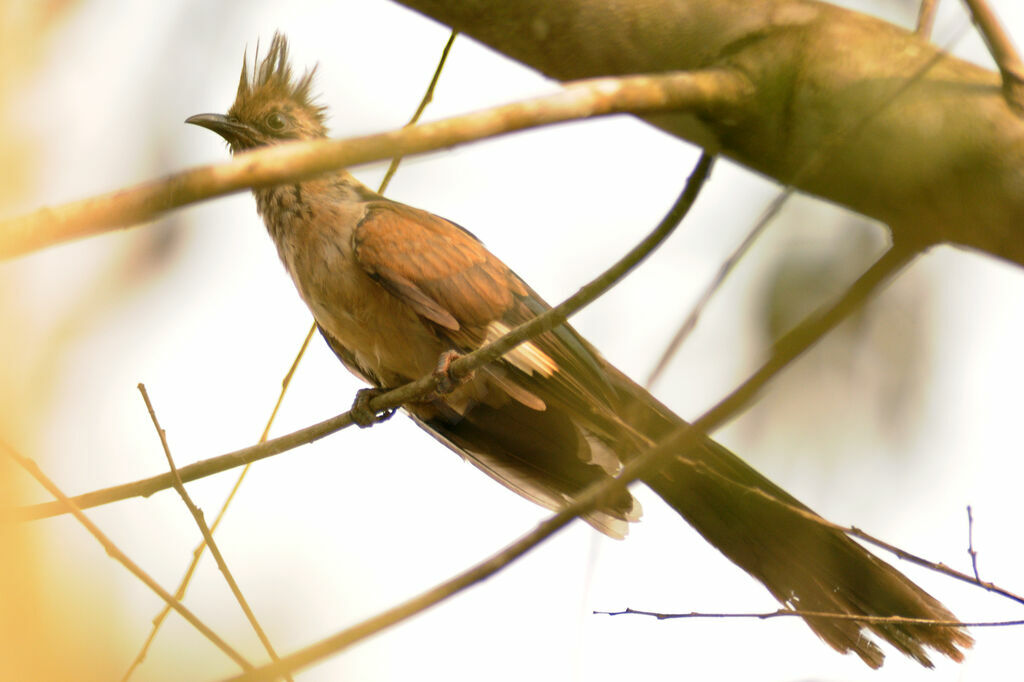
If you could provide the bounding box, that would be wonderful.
[265,112,287,131]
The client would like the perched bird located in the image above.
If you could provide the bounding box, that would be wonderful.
[187,34,971,668]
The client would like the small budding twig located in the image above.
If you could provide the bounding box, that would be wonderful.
[967,504,981,581]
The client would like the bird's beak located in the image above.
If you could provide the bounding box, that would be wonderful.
[185,113,257,148]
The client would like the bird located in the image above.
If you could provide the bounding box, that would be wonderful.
[187,33,971,668]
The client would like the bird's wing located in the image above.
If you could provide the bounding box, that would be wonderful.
[352,200,621,414]
[351,199,642,534]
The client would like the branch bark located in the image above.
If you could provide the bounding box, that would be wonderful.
[0,70,746,260]
[395,0,1024,267]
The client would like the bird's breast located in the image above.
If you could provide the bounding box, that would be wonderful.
[260,188,446,387]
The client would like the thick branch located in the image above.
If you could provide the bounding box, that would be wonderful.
[0,70,746,260]
[395,0,1024,266]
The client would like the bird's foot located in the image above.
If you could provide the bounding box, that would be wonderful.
[349,388,396,428]
[433,350,470,395]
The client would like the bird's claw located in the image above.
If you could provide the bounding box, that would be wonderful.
[433,350,470,395]
[350,388,396,428]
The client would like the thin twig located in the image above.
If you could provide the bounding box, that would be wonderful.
[646,187,791,387]
[917,0,939,38]
[962,0,1024,113]
[847,523,1023,606]
[137,384,289,679]
[0,439,253,671]
[217,193,916,682]
[670,452,1024,606]
[644,33,958,387]
[595,607,1023,628]
[122,324,316,681]
[0,69,749,260]
[378,30,457,194]
[967,504,981,581]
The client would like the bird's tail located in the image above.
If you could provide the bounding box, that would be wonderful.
[634,412,972,668]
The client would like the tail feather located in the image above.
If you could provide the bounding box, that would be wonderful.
[641,434,972,668]
[589,361,973,667]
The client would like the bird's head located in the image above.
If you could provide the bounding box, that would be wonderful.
[186,32,327,153]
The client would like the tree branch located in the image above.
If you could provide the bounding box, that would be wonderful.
[0,70,747,260]
[395,0,1024,267]
[137,384,288,678]
[596,607,1024,629]
[0,439,253,672]
[963,0,1024,113]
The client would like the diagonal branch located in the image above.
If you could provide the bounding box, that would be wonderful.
[122,324,316,682]
[916,0,939,38]
[0,69,749,260]
[0,439,253,671]
[137,384,289,679]
[378,30,457,193]
[963,0,1024,113]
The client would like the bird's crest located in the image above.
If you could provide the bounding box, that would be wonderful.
[231,32,326,128]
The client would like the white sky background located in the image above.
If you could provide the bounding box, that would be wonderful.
[5,0,1024,680]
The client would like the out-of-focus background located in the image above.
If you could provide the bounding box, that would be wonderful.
[2,1,1022,680]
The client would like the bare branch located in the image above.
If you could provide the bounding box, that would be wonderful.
[378,30,457,193]
[137,384,288,679]
[0,439,253,671]
[845,525,1024,607]
[963,0,1024,113]
[646,188,791,388]
[122,324,316,681]
[596,607,1024,629]
[0,70,747,260]
[917,0,939,38]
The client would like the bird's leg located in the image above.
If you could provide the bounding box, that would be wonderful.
[433,349,471,395]
[349,388,396,428]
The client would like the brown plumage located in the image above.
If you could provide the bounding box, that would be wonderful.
[187,33,972,668]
